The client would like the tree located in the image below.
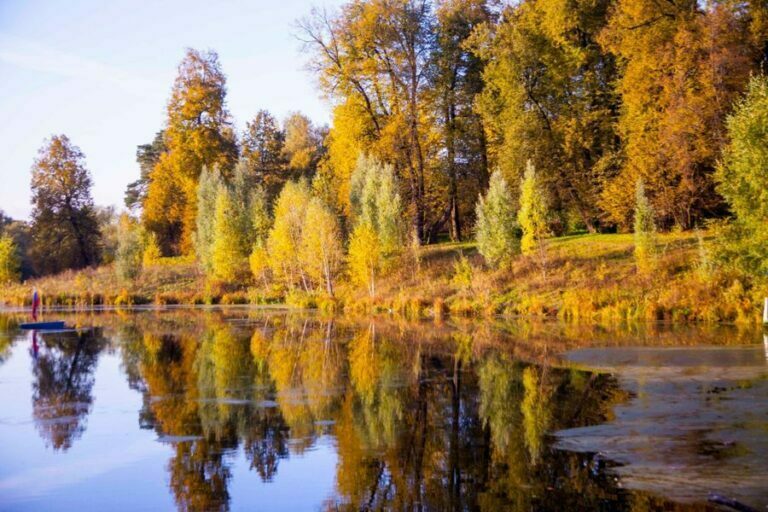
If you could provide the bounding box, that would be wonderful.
[142,49,237,254]
[125,131,166,212]
[475,169,518,267]
[242,110,286,195]
[633,179,656,274]
[714,74,768,276]
[115,214,143,282]
[211,185,247,282]
[301,1,437,241]
[472,0,619,233]
[518,161,549,255]
[194,166,222,274]
[282,112,323,176]
[348,222,381,297]
[300,198,344,295]
[350,155,405,255]
[0,236,20,284]
[717,74,768,228]
[434,0,494,241]
[29,135,101,275]
[267,180,312,289]
[599,0,758,229]
[142,231,162,266]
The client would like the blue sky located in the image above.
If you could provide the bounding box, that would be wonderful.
[0,0,342,220]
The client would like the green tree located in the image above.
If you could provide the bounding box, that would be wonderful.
[633,179,656,274]
[0,236,21,284]
[242,110,286,195]
[518,161,549,255]
[29,135,101,275]
[715,74,768,276]
[125,131,166,211]
[115,214,143,282]
[300,198,344,296]
[194,166,222,274]
[718,74,768,228]
[350,155,405,255]
[475,169,519,268]
[211,185,247,282]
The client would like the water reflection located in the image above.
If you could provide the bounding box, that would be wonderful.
[2,310,755,510]
[31,328,107,451]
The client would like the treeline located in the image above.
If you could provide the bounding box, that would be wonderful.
[2,0,767,291]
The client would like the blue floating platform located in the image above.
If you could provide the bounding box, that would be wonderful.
[19,321,66,330]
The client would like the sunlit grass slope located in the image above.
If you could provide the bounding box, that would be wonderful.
[1,231,766,324]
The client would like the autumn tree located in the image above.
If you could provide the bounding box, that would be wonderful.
[282,112,324,176]
[348,222,382,297]
[210,185,247,282]
[301,1,438,241]
[0,236,20,284]
[473,0,619,233]
[29,135,101,275]
[300,198,344,295]
[267,180,312,289]
[599,0,758,229]
[475,168,518,268]
[142,49,237,255]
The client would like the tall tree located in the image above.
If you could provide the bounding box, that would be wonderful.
[301,0,438,241]
[473,0,619,233]
[433,0,493,241]
[142,49,237,255]
[125,131,166,212]
[29,135,101,274]
[599,0,757,229]
[241,110,286,197]
[282,112,324,176]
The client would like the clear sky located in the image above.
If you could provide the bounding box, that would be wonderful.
[0,0,343,220]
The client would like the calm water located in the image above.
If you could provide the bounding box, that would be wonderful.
[0,309,766,511]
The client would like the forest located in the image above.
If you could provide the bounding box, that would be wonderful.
[1,0,767,322]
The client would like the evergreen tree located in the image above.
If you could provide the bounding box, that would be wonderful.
[518,161,549,255]
[475,169,519,268]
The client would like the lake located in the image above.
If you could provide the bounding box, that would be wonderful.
[0,308,766,511]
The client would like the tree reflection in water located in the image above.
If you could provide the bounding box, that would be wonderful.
[31,328,107,451]
[14,310,722,511]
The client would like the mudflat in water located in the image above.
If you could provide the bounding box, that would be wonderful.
[0,308,765,511]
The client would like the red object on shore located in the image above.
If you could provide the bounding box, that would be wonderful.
[32,290,40,321]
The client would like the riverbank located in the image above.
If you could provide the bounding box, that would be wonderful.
[2,231,766,323]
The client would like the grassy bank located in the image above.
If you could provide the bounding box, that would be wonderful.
[2,231,766,324]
